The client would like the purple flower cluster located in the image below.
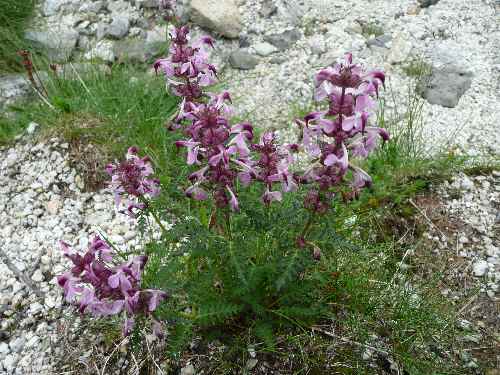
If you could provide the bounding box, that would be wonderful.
[155,25,305,210]
[297,53,389,211]
[156,25,389,214]
[106,147,160,217]
[154,25,216,105]
[249,132,298,205]
[57,236,167,335]
[176,92,255,211]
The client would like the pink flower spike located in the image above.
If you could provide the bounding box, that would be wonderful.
[57,233,167,337]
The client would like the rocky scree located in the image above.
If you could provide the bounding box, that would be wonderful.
[417,171,500,369]
[0,134,144,374]
[218,0,499,157]
[2,0,499,157]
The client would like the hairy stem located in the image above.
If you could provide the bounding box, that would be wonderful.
[140,196,170,236]
[224,210,233,241]
[300,211,316,240]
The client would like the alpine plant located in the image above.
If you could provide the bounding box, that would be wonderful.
[57,236,167,336]
[57,0,390,337]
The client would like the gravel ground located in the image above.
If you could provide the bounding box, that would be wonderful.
[418,172,500,369]
[0,135,141,374]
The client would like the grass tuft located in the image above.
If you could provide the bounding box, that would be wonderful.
[1,65,180,189]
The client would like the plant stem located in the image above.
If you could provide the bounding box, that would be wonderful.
[224,210,233,241]
[150,207,170,236]
[300,211,316,240]
[139,196,169,237]
[225,210,247,285]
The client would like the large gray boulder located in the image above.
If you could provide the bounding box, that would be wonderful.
[190,0,242,38]
[229,51,259,70]
[25,28,79,61]
[418,67,473,108]
[264,29,301,51]
[107,16,130,39]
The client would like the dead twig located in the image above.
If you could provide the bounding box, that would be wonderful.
[409,198,447,240]
[100,337,129,375]
[312,326,390,357]
[0,247,44,298]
